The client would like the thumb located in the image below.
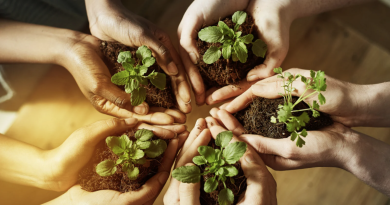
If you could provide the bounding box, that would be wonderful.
[179,163,201,205]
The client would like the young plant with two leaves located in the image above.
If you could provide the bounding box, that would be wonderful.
[96,129,167,180]
[172,131,247,205]
[198,11,267,64]
[271,67,327,147]
[111,46,166,106]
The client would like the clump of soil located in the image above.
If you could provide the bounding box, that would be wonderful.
[199,139,247,205]
[197,15,265,90]
[234,97,334,138]
[78,131,167,192]
[101,41,176,108]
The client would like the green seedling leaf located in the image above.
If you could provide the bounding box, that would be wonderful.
[150,72,166,90]
[132,149,145,159]
[198,146,216,163]
[203,46,222,64]
[131,87,146,106]
[215,131,233,148]
[252,39,267,58]
[133,158,146,165]
[296,136,306,148]
[142,57,155,67]
[273,67,283,74]
[96,160,117,177]
[232,51,238,62]
[291,131,298,141]
[239,34,254,44]
[301,129,308,137]
[136,45,152,61]
[127,166,140,180]
[106,135,131,155]
[145,139,167,158]
[216,158,226,166]
[116,158,123,165]
[223,142,247,164]
[271,116,277,123]
[232,11,247,25]
[123,62,135,72]
[172,166,201,183]
[312,100,320,110]
[117,51,132,64]
[204,177,218,193]
[233,41,248,63]
[136,141,151,149]
[135,129,154,141]
[230,178,235,185]
[219,188,234,205]
[125,79,139,93]
[318,93,326,105]
[310,70,315,79]
[193,156,208,165]
[219,21,233,37]
[222,44,232,59]
[223,165,238,177]
[198,26,224,43]
[111,71,130,86]
[138,65,148,76]
[235,31,242,38]
[301,76,307,84]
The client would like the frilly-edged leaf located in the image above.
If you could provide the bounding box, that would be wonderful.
[136,46,152,61]
[135,129,154,141]
[131,87,146,106]
[117,51,132,64]
[106,135,131,155]
[222,142,247,164]
[172,166,201,183]
[198,146,216,163]
[215,131,233,148]
[96,160,117,177]
[111,71,130,86]
[144,139,167,158]
[142,57,155,67]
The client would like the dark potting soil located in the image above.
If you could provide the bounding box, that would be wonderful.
[197,15,265,90]
[78,132,166,192]
[100,41,176,108]
[199,139,247,205]
[234,97,334,138]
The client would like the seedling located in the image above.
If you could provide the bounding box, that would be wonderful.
[96,129,167,180]
[172,131,247,205]
[198,11,267,64]
[271,68,327,147]
[111,46,166,106]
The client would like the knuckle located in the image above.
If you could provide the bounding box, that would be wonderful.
[113,96,130,109]
[282,145,296,159]
[104,118,122,128]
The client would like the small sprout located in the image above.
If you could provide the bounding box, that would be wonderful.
[172,131,247,205]
[198,11,267,64]
[111,46,166,106]
[95,129,167,180]
[271,67,327,147]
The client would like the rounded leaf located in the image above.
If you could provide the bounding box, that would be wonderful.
[150,72,166,90]
[218,188,234,205]
[222,142,247,164]
[223,165,238,177]
[215,131,233,148]
[204,177,218,193]
[135,129,154,141]
[136,45,152,60]
[131,87,146,106]
[193,156,208,165]
[232,11,247,25]
[198,146,216,163]
[252,39,267,58]
[127,166,140,180]
[203,46,221,64]
[111,71,130,86]
[142,57,156,67]
[96,160,117,177]
[117,51,132,64]
[144,139,167,158]
[198,26,223,43]
[172,166,201,183]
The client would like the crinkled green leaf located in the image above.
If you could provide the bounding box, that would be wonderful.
[138,65,148,76]
[239,34,253,44]
[122,62,135,72]
[117,51,132,64]
[204,177,218,193]
[296,112,310,127]
[106,135,131,155]
[145,139,167,158]
[203,46,221,64]
[198,146,216,163]
[198,26,224,43]
[232,11,247,25]
[318,93,326,105]
[96,160,117,177]
[136,45,152,61]
[218,21,233,37]
[301,76,307,84]
[142,57,155,67]
[218,188,234,205]
[301,129,308,137]
[252,39,267,58]
[222,44,232,59]
[235,31,242,38]
[135,129,154,141]
[222,142,247,164]
[223,165,238,177]
[150,72,166,90]
[172,166,201,183]
[111,71,130,86]
[233,41,248,63]
[215,149,222,160]
[312,100,320,110]
[136,141,151,149]
[132,149,145,159]
[138,76,148,86]
[131,87,146,106]
[216,158,225,166]
[215,131,233,148]
[116,158,123,165]
[125,79,139,93]
[127,166,139,180]
[193,156,207,165]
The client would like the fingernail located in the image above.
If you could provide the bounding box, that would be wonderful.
[158,172,169,184]
[189,52,198,64]
[167,62,178,75]
[185,99,192,105]
[247,74,259,82]
[245,153,256,164]
[125,118,137,125]
[134,105,147,115]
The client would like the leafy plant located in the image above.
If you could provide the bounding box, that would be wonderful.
[172,131,247,205]
[271,67,327,147]
[111,46,166,106]
[198,11,267,64]
[96,129,167,180]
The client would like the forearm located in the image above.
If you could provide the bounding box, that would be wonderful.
[344,130,390,197]
[0,134,50,189]
[0,19,83,66]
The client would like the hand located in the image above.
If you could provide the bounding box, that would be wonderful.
[178,0,293,105]
[85,0,191,113]
[63,34,186,125]
[41,118,188,192]
[164,118,277,205]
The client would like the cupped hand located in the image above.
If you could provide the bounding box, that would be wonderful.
[63,34,186,124]
[178,0,293,105]
[40,118,188,192]
[85,0,191,113]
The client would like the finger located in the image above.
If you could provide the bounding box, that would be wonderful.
[177,131,190,150]
[205,80,254,105]
[149,107,187,124]
[219,101,231,110]
[136,123,177,139]
[209,107,222,125]
[240,134,291,157]
[155,124,187,134]
[205,117,229,139]
[258,153,300,171]
[179,163,201,205]
[171,74,193,114]
[217,110,245,136]
[180,118,207,158]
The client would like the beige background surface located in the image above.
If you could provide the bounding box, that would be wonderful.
[0,0,390,204]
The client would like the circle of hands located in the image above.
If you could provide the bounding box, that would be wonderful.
[3,0,389,205]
